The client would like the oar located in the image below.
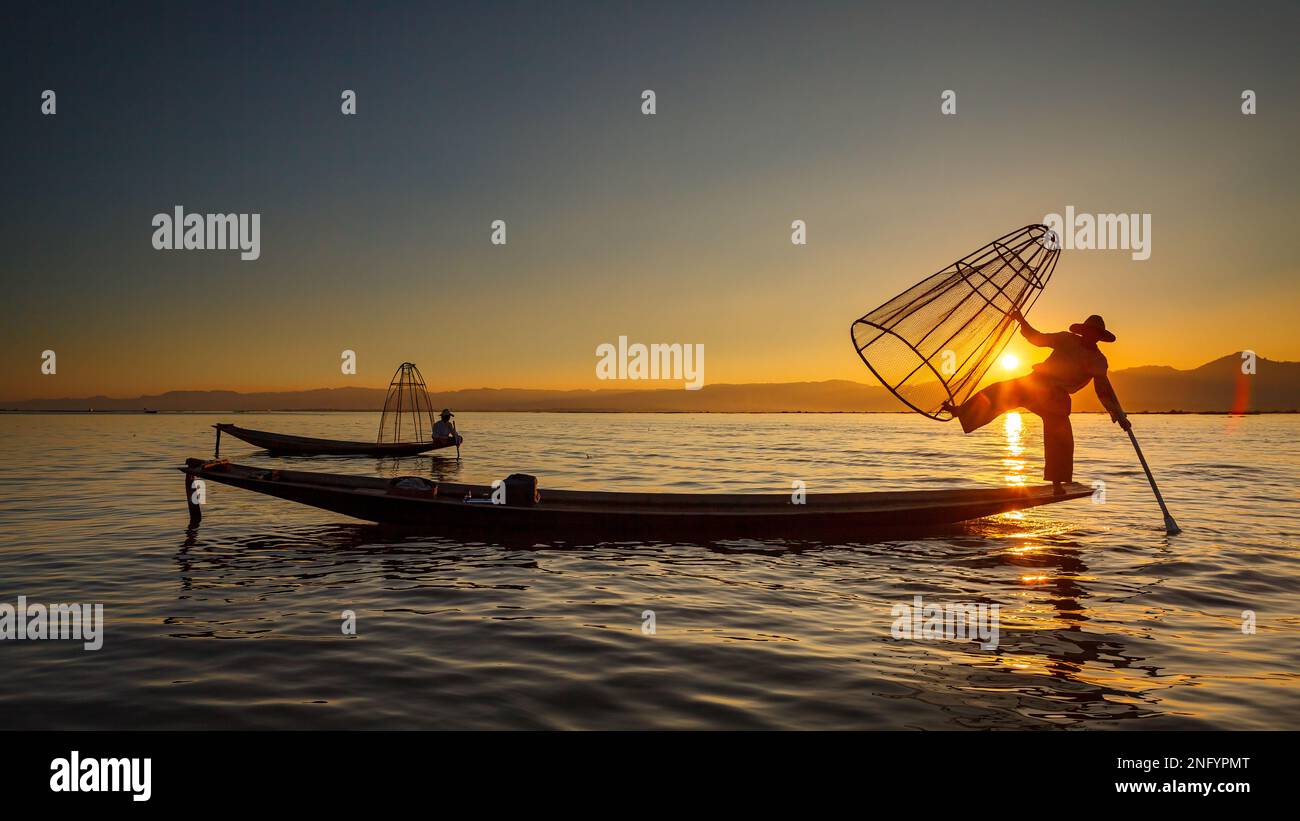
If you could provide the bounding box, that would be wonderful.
[451,419,461,460]
[1122,422,1180,535]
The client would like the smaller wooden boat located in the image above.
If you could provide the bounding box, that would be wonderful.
[181,459,1092,540]
[214,423,460,457]
[213,362,463,458]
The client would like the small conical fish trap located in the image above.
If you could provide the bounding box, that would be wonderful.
[851,224,1059,420]
[377,362,438,444]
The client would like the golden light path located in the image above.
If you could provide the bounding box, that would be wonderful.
[1001,411,1026,488]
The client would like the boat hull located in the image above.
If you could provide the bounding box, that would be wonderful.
[215,423,459,457]
[182,460,1093,541]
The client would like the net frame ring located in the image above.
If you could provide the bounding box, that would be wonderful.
[916,347,960,422]
[992,239,1046,291]
[847,320,956,422]
[1032,223,1062,254]
[935,377,958,422]
[954,259,1003,310]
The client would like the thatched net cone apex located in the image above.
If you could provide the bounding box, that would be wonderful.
[377,362,438,445]
[851,224,1060,421]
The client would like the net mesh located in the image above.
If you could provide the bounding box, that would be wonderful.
[377,362,438,444]
[851,224,1059,420]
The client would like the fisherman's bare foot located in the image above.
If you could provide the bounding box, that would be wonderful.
[940,399,958,417]
[1052,482,1066,496]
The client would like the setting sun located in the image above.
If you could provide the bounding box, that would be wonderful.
[1000,353,1020,371]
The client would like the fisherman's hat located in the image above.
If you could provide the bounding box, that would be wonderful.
[1069,314,1116,343]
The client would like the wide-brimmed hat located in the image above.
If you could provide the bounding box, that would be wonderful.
[1069,314,1116,343]
[439,408,454,418]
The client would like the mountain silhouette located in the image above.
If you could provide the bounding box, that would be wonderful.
[3,354,1294,413]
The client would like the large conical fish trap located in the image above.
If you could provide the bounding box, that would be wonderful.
[377,362,439,444]
[851,224,1059,420]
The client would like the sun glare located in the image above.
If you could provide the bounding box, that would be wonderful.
[1000,353,1020,371]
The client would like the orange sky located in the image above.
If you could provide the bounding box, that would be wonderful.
[3,3,1297,400]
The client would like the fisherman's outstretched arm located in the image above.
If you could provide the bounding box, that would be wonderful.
[1009,308,1051,347]
[1093,372,1131,430]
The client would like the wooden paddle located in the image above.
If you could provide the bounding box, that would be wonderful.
[1121,420,1181,535]
[451,419,460,460]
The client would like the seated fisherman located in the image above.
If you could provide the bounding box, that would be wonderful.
[431,409,462,444]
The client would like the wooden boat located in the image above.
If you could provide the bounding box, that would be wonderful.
[212,363,462,458]
[214,423,460,457]
[181,459,1092,540]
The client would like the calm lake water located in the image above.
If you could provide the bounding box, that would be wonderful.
[0,412,1296,730]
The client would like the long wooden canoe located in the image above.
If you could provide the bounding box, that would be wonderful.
[214,423,460,457]
[181,459,1092,540]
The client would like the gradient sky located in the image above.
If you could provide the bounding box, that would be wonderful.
[2,0,1298,399]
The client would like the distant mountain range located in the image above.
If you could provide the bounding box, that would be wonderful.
[3,354,1295,413]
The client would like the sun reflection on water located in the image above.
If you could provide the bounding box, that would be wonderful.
[1002,411,1026,487]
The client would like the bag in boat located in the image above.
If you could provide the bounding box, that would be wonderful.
[503,474,540,506]
[388,476,438,498]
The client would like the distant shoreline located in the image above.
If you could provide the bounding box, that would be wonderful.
[4,355,1296,415]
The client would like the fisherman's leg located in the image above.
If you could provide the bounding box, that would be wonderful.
[950,378,1027,434]
[1040,413,1074,487]
[1018,380,1073,491]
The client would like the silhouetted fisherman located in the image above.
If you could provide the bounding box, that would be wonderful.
[944,310,1129,494]
[431,409,462,445]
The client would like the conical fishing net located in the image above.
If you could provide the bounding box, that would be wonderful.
[851,224,1059,420]
[377,362,439,444]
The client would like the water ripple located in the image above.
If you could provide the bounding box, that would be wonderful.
[0,412,1296,729]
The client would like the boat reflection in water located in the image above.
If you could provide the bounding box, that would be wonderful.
[924,530,1175,728]
[170,519,1175,729]
[164,411,1181,728]
[6,412,1290,729]
[888,410,1176,726]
